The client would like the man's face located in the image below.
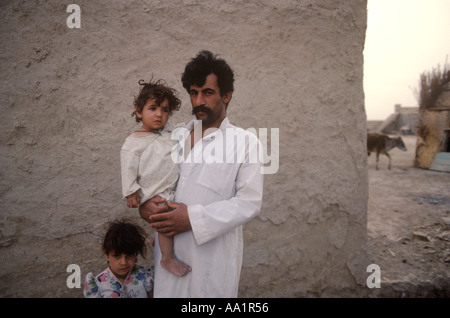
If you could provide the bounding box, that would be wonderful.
[188,73,231,128]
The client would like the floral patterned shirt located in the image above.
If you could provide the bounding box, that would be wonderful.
[83,265,154,298]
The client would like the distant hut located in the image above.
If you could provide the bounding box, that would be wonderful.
[375,104,418,135]
[415,65,450,171]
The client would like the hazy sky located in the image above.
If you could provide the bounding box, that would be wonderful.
[364,0,450,120]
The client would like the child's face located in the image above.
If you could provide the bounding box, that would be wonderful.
[106,250,137,277]
[137,97,170,131]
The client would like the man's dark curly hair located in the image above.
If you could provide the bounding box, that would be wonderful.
[181,50,234,107]
[102,218,147,258]
[132,78,181,122]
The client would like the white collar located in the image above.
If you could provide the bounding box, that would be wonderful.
[185,117,230,140]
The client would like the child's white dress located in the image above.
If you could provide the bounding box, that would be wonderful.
[83,265,154,298]
[120,126,178,203]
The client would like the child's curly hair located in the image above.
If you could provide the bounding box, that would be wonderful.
[102,218,147,258]
[132,78,181,122]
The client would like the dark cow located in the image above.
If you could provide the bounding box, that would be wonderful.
[367,132,407,170]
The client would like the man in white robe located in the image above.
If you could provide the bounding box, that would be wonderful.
[139,50,264,297]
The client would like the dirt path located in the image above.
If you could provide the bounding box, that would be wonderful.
[367,135,450,297]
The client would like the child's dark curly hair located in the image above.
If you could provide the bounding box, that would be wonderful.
[102,218,147,258]
[132,78,181,122]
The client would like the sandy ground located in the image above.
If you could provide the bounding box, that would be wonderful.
[367,135,450,297]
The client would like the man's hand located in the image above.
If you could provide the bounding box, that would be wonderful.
[149,201,192,237]
[139,196,169,224]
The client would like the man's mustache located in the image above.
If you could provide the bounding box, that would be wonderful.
[192,105,213,116]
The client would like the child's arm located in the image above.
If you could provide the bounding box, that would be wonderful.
[83,273,101,298]
[144,266,155,298]
[126,191,140,208]
[120,145,142,206]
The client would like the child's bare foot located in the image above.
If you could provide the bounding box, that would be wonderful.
[161,257,191,277]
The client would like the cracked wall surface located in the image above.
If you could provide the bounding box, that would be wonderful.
[0,0,368,297]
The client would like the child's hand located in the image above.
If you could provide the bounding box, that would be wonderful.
[126,192,140,208]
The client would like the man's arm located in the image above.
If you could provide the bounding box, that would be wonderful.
[150,130,264,242]
[188,159,263,245]
[150,158,263,243]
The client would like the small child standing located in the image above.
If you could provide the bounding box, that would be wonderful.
[83,219,154,298]
[120,79,191,277]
